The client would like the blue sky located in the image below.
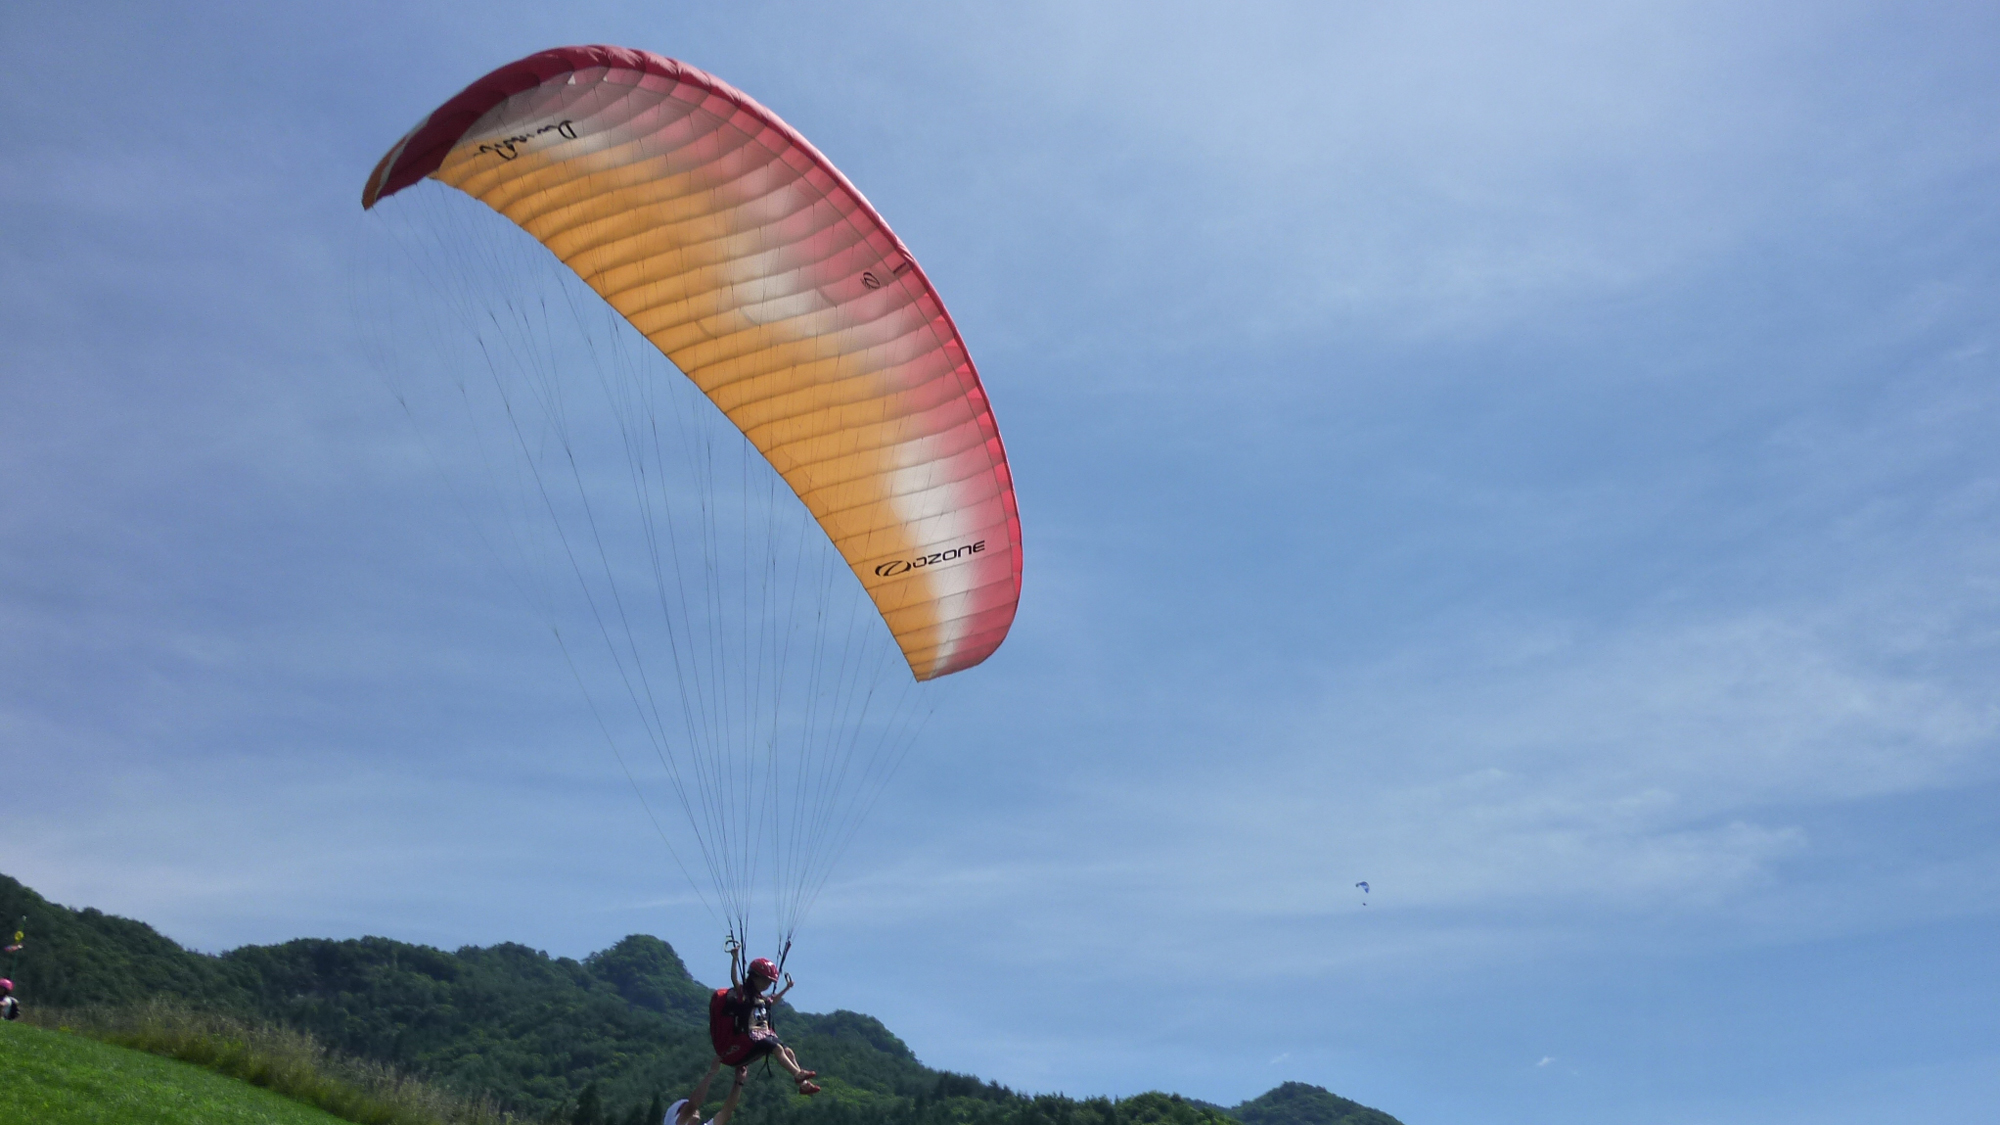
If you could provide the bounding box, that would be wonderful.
[4,2,1999,1122]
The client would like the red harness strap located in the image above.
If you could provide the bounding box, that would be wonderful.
[709,987,776,1066]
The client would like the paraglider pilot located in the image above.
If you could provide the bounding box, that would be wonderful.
[709,940,819,1096]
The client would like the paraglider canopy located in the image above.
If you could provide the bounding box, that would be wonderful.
[362,45,1022,680]
[359,45,1023,956]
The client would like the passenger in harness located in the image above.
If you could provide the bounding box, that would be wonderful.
[708,941,819,1096]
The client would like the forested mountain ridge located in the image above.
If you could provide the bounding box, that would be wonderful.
[0,873,1402,1125]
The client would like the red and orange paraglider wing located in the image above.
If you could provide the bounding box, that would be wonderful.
[364,45,1020,680]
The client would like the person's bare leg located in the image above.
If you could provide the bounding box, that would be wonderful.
[772,1045,805,1080]
[777,1046,820,1094]
[771,1045,817,1081]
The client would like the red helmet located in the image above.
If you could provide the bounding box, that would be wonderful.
[747,957,780,981]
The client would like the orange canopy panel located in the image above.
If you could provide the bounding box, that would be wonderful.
[365,45,1021,680]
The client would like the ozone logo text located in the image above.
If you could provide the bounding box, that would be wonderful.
[874,540,986,578]
[477,119,578,161]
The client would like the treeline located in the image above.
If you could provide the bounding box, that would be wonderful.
[0,874,1399,1125]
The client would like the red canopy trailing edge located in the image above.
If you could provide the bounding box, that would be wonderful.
[363,45,1021,679]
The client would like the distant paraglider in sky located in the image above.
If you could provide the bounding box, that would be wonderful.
[1356,881,1370,905]
[359,44,1022,962]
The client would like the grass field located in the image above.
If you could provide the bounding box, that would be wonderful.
[0,1018,353,1125]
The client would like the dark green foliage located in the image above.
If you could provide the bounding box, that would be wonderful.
[1232,1082,1402,1125]
[779,1008,930,1096]
[221,935,711,1112]
[586,936,711,1022]
[0,875,255,1009]
[0,874,1403,1125]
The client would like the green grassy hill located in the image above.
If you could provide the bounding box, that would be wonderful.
[0,1018,351,1125]
[0,873,1405,1125]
